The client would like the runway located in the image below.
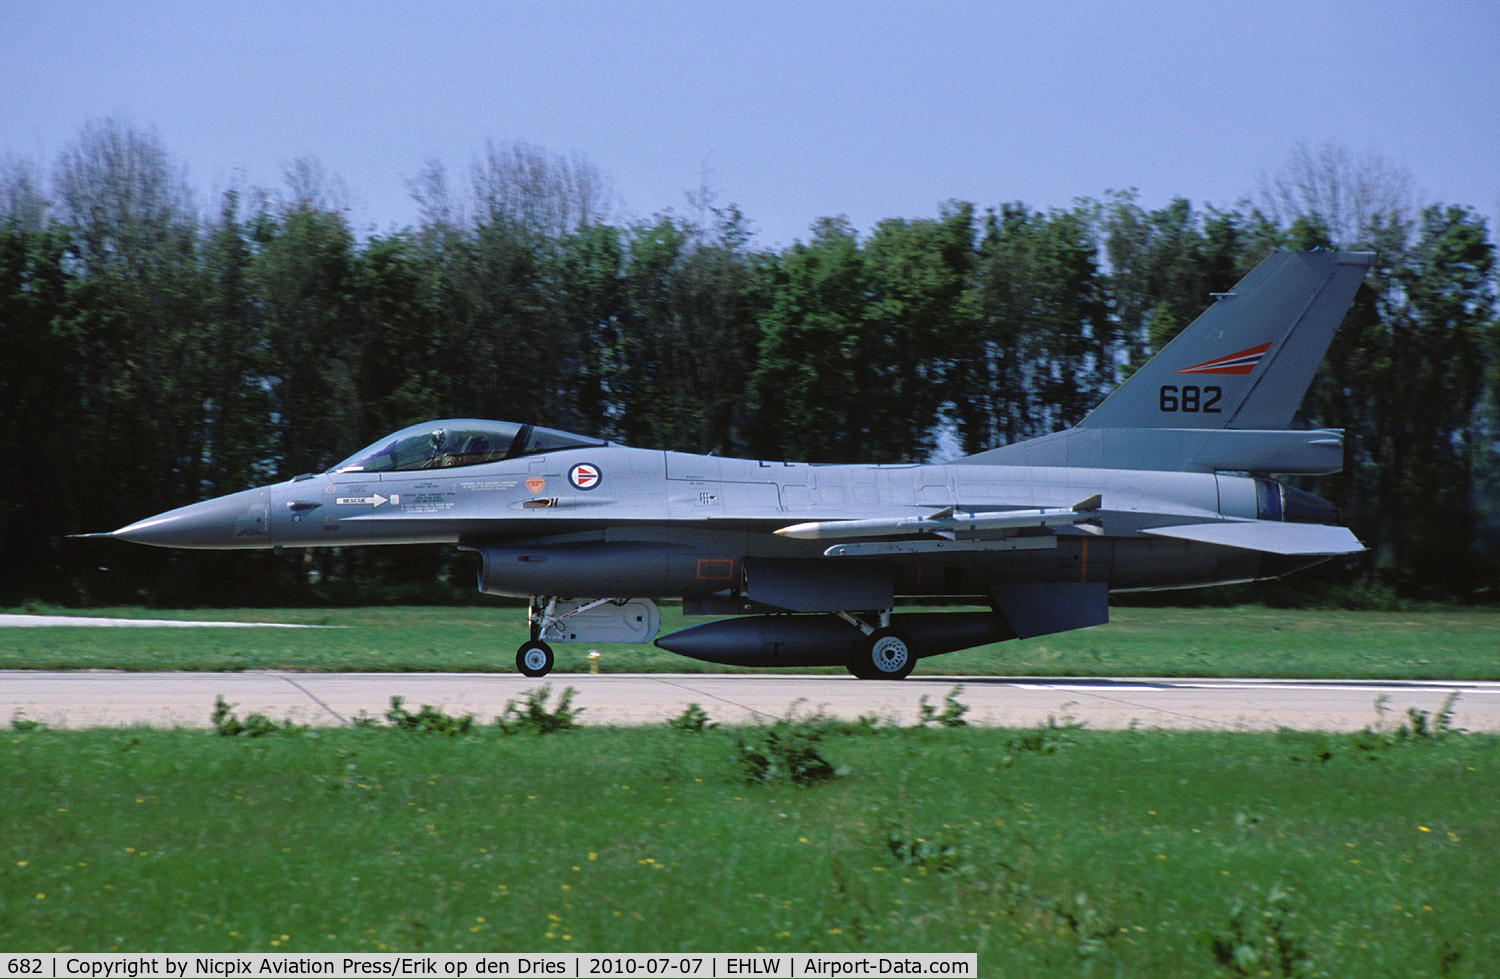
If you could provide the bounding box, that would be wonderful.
[5,670,1498,732]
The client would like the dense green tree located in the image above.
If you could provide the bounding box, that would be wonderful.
[353,231,443,437]
[954,202,1108,453]
[1101,192,1277,374]
[556,221,629,440]
[250,193,361,474]
[857,202,975,461]
[0,212,75,598]
[1351,207,1496,593]
[198,190,277,494]
[53,119,204,503]
[750,217,868,461]
[4,121,1497,603]
[615,213,690,448]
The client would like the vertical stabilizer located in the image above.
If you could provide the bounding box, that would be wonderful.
[956,251,1373,472]
[1079,250,1373,431]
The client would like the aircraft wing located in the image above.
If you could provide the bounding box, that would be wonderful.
[1141,521,1363,556]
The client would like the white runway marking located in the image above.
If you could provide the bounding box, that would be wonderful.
[0,615,329,628]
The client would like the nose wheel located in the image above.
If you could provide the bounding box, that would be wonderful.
[516,640,554,677]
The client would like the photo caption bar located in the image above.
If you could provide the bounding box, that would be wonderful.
[4,953,977,979]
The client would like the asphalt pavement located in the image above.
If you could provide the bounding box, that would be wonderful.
[5,613,1493,732]
[5,670,1496,732]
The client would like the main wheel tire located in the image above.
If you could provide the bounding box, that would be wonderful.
[516,640,554,677]
[849,627,916,680]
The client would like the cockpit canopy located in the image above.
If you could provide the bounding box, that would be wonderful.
[330,419,606,474]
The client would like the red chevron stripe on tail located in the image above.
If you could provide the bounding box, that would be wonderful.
[1174,342,1271,375]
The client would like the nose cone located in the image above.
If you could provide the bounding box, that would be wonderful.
[111,487,273,549]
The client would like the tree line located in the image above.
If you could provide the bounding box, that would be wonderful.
[2,121,1496,605]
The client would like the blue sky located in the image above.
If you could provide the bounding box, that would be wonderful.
[4,0,1497,248]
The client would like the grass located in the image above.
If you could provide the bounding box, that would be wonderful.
[2,604,1498,679]
[2,707,1496,976]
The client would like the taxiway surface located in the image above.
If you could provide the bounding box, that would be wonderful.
[4,671,1497,732]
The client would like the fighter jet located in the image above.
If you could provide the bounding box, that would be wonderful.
[80,250,1373,679]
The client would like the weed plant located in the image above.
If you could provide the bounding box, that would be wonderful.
[3,703,1496,976]
[917,685,972,728]
[667,703,716,733]
[211,695,307,737]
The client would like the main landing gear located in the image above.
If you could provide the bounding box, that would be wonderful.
[835,611,916,680]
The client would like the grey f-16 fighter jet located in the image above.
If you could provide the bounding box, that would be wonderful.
[82,251,1373,678]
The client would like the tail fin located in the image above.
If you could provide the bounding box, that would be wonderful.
[1079,250,1374,431]
[957,251,1374,473]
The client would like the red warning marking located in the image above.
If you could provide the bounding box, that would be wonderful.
[696,559,734,581]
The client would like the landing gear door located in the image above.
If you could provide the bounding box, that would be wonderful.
[535,598,662,644]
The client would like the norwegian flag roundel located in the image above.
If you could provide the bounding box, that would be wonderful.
[568,463,602,491]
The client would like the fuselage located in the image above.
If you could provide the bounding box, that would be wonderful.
[110,438,1330,599]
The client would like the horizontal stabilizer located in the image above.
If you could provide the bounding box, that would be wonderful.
[1142,522,1363,556]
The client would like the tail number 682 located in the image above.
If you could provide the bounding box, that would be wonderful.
[1159,385,1222,413]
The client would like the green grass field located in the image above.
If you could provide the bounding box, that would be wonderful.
[3,713,1495,976]
[2,604,1497,679]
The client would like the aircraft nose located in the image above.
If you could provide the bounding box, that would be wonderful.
[110,487,273,549]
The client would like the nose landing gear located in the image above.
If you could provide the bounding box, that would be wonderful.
[515,596,563,677]
[516,639,555,677]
